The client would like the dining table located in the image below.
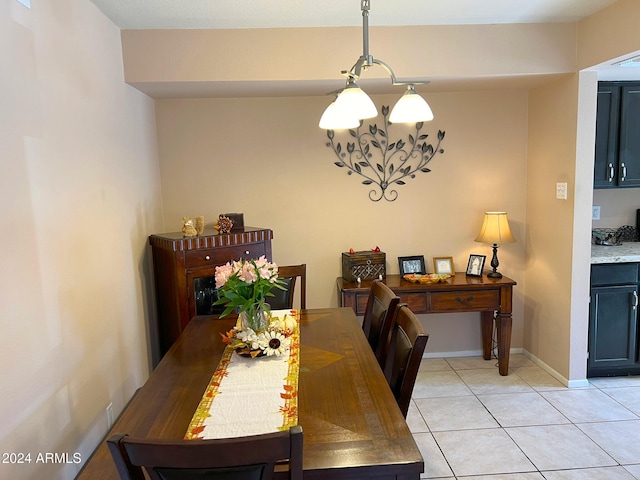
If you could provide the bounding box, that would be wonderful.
[75,307,424,480]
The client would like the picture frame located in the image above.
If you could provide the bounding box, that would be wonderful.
[398,255,426,276]
[433,256,455,276]
[466,254,486,277]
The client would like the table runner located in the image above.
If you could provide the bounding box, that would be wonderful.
[185,309,300,440]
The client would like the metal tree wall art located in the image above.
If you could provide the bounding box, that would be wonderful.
[325,105,446,202]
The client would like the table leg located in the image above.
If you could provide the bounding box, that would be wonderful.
[481,311,494,360]
[495,312,513,376]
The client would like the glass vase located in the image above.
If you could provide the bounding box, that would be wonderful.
[238,302,269,332]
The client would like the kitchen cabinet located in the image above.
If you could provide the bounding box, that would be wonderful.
[588,263,640,376]
[594,82,640,189]
[149,227,273,356]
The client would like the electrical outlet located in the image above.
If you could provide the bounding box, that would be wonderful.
[592,205,601,220]
[556,182,568,200]
[106,403,114,429]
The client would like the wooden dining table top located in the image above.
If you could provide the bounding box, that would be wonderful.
[76,307,424,480]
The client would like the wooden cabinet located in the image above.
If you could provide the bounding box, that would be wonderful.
[588,263,640,377]
[594,82,640,188]
[149,227,273,356]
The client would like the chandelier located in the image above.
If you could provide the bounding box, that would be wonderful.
[319,0,434,129]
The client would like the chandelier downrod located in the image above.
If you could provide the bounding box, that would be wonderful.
[341,0,429,87]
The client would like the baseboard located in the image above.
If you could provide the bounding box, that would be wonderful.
[423,347,524,359]
[423,349,589,388]
[521,351,590,388]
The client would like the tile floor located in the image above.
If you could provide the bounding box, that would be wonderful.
[407,355,640,479]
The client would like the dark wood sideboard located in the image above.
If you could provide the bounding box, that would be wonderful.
[149,227,273,355]
[337,273,517,375]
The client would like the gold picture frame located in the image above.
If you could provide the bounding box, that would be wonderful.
[433,256,455,276]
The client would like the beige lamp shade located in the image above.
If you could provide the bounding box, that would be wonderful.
[474,212,516,245]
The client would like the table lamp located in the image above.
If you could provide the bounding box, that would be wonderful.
[474,212,516,278]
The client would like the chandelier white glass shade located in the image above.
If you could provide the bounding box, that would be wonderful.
[389,85,434,123]
[318,100,361,130]
[319,0,434,130]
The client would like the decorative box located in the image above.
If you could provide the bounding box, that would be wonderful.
[342,251,386,282]
[223,213,244,231]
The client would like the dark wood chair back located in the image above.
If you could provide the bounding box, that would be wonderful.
[107,426,303,480]
[362,280,400,366]
[382,305,429,417]
[269,264,306,310]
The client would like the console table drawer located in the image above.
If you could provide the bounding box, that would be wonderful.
[397,293,428,313]
[184,243,266,269]
[431,290,500,312]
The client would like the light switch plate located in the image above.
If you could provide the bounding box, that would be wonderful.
[592,206,601,220]
[556,182,568,200]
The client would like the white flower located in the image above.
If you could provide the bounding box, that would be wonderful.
[236,328,258,344]
[260,330,290,356]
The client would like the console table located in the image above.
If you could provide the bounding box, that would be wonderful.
[337,273,517,375]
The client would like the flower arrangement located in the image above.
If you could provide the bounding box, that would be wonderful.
[215,256,292,357]
[220,315,296,357]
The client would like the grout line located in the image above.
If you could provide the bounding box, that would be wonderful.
[412,355,640,479]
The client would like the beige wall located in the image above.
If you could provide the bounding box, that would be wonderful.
[0,0,163,478]
[155,90,528,355]
[578,0,640,70]
[121,22,577,98]
[592,189,640,228]
[525,76,579,378]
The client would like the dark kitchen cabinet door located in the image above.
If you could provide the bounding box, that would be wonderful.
[588,284,639,376]
[594,81,640,189]
[594,84,620,188]
[618,85,640,187]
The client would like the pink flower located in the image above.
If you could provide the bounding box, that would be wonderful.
[238,262,258,284]
[214,263,234,289]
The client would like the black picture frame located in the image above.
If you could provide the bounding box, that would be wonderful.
[466,254,486,277]
[398,255,426,276]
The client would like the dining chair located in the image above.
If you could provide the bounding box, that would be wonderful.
[269,264,306,310]
[107,426,303,480]
[382,304,429,418]
[361,279,400,366]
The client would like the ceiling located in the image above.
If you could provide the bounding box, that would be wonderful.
[90,0,618,30]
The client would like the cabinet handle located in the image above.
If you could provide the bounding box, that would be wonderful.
[608,163,614,182]
[621,163,627,182]
[633,291,638,310]
[455,295,474,305]
[245,250,250,255]
[204,255,211,261]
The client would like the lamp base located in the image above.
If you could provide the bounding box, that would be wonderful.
[488,243,503,278]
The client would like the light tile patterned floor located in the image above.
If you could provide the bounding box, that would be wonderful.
[408,355,640,479]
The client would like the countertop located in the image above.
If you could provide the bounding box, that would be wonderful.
[591,242,640,264]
